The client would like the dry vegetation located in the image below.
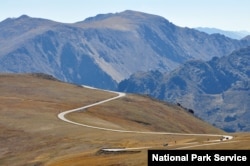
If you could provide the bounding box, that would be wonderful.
[0,73,249,166]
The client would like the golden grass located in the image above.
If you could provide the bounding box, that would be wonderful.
[67,94,224,134]
[0,73,249,166]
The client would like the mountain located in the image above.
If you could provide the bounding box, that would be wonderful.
[1,10,250,89]
[196,27,250,40]
[0,15,117,89]
[118,47,250,132]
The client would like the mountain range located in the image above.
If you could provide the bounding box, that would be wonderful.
[118,46,250,132]
[1,10,250,89]
[1,10,250,132]
[196,27,250,40]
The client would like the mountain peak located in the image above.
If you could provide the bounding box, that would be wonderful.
[18,14,31,20]
[77,10,172,32]
[0,15,31,24]
[119,10,156,17]
[1,14,57,25]
[81,10,169,24]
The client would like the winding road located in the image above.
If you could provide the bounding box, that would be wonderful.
[58,85,234,151]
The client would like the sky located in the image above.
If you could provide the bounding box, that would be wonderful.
[1,0,250,31]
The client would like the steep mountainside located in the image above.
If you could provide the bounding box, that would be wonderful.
[1,10,250,89]
[119,47,250,132]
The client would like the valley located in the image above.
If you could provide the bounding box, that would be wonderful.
[0,74,249,166]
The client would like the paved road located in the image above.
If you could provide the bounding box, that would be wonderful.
[57,85,234,151]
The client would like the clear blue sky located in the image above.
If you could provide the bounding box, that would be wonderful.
[1,0,250,31]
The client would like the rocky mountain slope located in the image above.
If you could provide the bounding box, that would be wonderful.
[1,10,250,89]
[118,47,250,132]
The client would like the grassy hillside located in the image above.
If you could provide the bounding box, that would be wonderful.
[67,94,224,134]
[0,74,249,166]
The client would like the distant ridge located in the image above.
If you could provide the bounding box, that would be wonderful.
[196,27,250,40]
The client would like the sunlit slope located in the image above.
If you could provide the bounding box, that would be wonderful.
[0,73,241,166]
[67,94,224,134]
